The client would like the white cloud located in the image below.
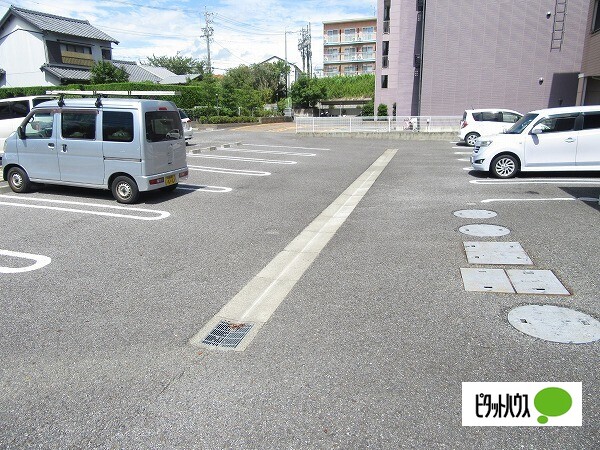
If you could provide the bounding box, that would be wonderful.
[1,0,376,73]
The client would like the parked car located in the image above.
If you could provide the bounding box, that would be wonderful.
[0,95,57,153]
[2,97,188,203]
[178,109,193,142]
[459,109,522,146]
[470,106,600,178]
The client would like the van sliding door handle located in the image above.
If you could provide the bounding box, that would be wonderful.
[48,143,55,149]
[565,137,575,143]
[61,144,68,152]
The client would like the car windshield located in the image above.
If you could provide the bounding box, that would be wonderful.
[505,113,538,134]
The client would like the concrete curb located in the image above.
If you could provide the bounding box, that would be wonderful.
[296,131,457,140]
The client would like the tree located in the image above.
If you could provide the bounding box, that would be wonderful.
[377,103,388,117]
[146,53,205,75]
[290,76,326,108]
[90,61,129,84]
[362,100,374,116]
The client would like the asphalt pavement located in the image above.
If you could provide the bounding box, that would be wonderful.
[0,126,598,448]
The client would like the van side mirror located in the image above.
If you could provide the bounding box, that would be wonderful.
[531,125,544,135]
[17,126,26,139]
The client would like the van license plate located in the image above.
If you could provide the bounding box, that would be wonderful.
[165,175,176,186]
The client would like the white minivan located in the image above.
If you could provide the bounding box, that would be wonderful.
[0,95,57,153]
[2,97,188,203]
[471,106,600,178]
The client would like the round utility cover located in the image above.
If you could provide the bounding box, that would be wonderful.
[508,305,600,344]
[454,209,497,219]
[459,224,510,237]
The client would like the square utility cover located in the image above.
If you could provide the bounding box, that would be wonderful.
[506,270,570,295]
[463,242,533,265]
[460,268,515,293]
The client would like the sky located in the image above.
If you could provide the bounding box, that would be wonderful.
[0,0,378,74]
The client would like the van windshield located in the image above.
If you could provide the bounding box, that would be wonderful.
[145,110,183,142]
[505,113,538,134]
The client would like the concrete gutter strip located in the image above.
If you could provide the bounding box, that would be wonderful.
[296,131,457,140]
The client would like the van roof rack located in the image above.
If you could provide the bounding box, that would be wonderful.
[46,90,180,97]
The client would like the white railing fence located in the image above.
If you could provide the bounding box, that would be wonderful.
[295,116,461,133]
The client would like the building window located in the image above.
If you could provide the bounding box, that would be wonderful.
[59,43,94,67]
[101,48,112,60]
[594,0,600,32]
[344,28,356,42]
[381,75,388,89]
[344,65,357,75]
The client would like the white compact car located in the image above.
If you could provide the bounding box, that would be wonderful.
[471,106,600,178]
[459,109,522,146]
[178,109,193,142]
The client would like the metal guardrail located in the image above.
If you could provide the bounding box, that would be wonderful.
[295,116,461,133]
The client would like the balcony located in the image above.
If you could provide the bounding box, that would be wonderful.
[324,33,377,45]
[324,52,376,64]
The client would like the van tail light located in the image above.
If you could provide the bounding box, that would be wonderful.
[179,170,188,178]
[150,177,164,185]
[461,121,468,129]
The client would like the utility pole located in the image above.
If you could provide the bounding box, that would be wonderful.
[297,24,312,77]
[202,8,214,73]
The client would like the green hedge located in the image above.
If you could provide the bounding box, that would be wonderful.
[200,116,259,124]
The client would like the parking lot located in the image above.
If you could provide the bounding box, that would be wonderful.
[0,127,598,448]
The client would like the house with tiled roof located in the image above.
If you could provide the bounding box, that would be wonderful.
[0,5,198,87]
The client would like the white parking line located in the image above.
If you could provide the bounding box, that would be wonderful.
[0,249,51,273]
[481,197,599,204]
[0,195,170,220]
[219,148,316,157]
[189,154,297,165]
[454,151,472,155]
[177,184,232,193]
[190,148,398,351]
[187,165,271,176]
[457,158,470,162]
[242,143,330,151]
[471,179,600,185]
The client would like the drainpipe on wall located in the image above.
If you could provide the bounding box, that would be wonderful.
[416,0,426,117]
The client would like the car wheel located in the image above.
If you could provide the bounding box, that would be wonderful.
[111,176,139,204]
[465,132,479,147]
[491,155,519,179]
[7,167,32,193]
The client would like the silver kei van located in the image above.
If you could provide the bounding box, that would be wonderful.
[2,97,188,203]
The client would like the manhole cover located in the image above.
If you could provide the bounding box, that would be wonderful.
[459,224,511,237]
[508,305,600,344]
[507,270,570,295]
[464,242,533,265]
[460,268,514,293]
[454,209,497,219]
[202,321,253,349]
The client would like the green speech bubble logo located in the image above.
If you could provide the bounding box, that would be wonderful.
[534,387,572,424]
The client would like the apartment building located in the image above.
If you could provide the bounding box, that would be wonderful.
[323,18,377,77]
[376,0,590,117]
[577,0,600,104]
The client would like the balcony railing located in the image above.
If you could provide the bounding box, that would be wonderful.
[324,33,377,45]
[324,52,376,63]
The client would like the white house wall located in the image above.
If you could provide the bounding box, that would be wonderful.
[0,15,49,87]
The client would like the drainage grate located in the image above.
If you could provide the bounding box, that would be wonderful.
[202,321,254,349]
[454,209,497,219]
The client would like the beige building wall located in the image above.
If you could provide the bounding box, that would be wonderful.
[578,0,600,104]
[323,18,377,77]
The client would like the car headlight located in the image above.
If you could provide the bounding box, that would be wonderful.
[478,139,493,147]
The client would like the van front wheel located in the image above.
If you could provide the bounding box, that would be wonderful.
[111,176,139,204]
[7,167,32,193]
